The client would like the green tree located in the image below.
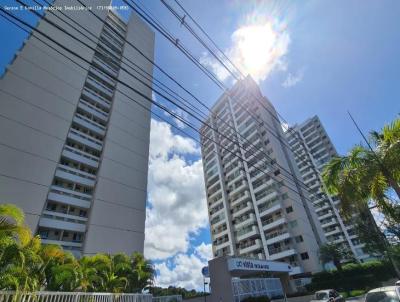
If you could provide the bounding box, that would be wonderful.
[90,254,128,293]
[128,252,155,292]
[0,204,31,246]
[322,118,400,223]
[319,243,353,272]
[0,235,44,292]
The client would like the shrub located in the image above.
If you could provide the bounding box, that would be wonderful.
[306,260,395,292]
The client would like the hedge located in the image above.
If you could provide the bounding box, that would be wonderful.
[306,260,396,292]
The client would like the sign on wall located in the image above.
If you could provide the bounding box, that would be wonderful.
[227,257,292,273]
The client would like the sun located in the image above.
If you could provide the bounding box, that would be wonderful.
[230,19,290,82]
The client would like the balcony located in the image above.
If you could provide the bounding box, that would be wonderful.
[234,213,257,230]
[214,239,230,249]
[101,30,124,49]
[237,225,259,242]
[232,202,253,218]
[321,218,339,228]
[248,160,264,173]
[318,210,334,220]
[332,236,346,244]
[73,113,106,136]
[315,203,331,213]
[262,217,287,232]
[68,128,103,151]
[256,191,278,206]
[48,186,91,209]
[228,181,248,197]
[78,99,109,122]
[268,247,296,261]
[102,25,124,46]
[98,41,122,62]
[55,164,96,187]
[239,239,262,254]
[325,227,342,237]
[38,217,86,233]
[62,146,99,168]
[258,203,282,218]
[226,171,245,187]
[92,56,118,78]
[208,187,222,200]
[86,76,114,98]
[42,210,88,224]
[41,239,83,248]
[81,87,111,109]
[230,190,250,207]
[210,207,225,220]
[90,65,116,87]
[265,230,291,245]
[253,179,274,195]
[225,162,243,178]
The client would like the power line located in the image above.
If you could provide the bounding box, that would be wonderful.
[129,0,320,196]
[0,8,324,234]
[24,0,319,199]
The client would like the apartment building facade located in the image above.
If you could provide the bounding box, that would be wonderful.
[286,116,370,261]
[0,0,154,256]
[200,77,326,277]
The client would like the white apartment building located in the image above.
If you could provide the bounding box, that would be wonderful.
[286,116,370,262]
[0,0,154,256]
[200,77,326,277]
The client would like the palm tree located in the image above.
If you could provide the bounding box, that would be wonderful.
[129,252,155,292]
[0,235,44,292]
[322,118,400,223]
[319,243,353,272]
[90,253,128,293]
[0,204,31,246]
[79,256,102,292]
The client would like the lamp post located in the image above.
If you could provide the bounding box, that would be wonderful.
[203,277,208,302]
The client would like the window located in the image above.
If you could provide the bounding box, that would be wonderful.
[295,235,304,243]
[39,230,48,239]
[300,252,309,260]
[63,232,69,237]
[286,206,293,214]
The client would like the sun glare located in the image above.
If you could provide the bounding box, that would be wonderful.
[231,20,290,82]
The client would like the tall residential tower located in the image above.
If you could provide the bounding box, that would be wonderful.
[286,116,371,262]
[0,0,154,256]
[200,77,326,277]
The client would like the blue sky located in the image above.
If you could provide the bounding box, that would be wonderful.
[1,0,399,290]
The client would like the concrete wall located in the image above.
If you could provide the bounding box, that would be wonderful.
[0,0,154,256]
[83,12,154,255]
[0,0,108,230]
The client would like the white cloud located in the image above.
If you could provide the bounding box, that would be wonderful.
[194,242,213,261]
[201,13,290,83]
[163,108,190,129]
[155,249,208,290]
[149,119,199,160]
[145,119,209,260]
[200,53,231,82]
[282,69,304,88]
